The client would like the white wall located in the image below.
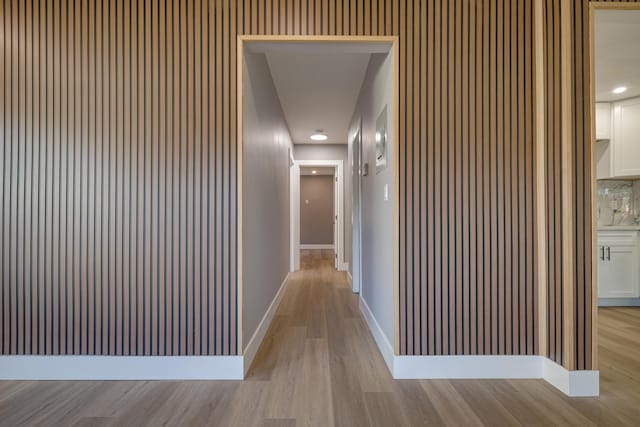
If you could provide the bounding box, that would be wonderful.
[243,52,293,348]
[294,144,351,272]
[348,52,395,343]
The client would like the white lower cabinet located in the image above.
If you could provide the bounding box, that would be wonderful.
[598,231,640,299]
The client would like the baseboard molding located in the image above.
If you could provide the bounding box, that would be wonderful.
[359,296,599,397]
[542,358,600,397]
[393,355,542,379]
[338,262,349,272]
[0,355,244,380]
[300,244,334,250]
[598,297,640,307]
[358,297,394,372]
[242,273,290,376]
[347,271,353,285]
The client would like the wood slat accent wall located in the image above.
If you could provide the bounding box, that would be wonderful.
[542,0,565,367]
[2,0,601,366]
[1,0,237,355]
[399,0,538,356]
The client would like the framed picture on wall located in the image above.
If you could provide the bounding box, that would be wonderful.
[375,105,388,174]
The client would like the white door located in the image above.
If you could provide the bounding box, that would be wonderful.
[352,125,363,293]
[334,170,339,269]
[290,162,300,272]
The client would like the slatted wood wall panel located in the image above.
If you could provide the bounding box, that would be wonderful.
[6,0,608,364]
[542,0,564,366]
[399,0,538,356]
[1,0,238,356]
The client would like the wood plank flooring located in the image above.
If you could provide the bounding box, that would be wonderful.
[1,249,639,426]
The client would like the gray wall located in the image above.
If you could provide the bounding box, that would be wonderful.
[348,52,395,343]
[294,144,351,271]
[300,176,334,245]
[243,52,293,348]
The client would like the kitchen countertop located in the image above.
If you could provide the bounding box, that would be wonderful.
[598,225,640,231]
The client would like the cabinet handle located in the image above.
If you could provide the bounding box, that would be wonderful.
[600,246,605,261]
[606,246,611,261]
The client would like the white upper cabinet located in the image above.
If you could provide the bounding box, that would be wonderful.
[612,98,640,178]
[596,102,612,140]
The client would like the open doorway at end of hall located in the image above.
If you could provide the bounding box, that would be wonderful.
[290,160,345,273]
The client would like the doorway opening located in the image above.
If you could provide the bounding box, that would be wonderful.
[589,1,640,394]
[238,36,398,357]
[291,160,345,272]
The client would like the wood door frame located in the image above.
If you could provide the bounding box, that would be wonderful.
[294,160,344,271]
[587,0,640,371]
[237,35,399,354]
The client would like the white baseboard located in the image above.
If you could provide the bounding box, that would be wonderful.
[542,357,599,397]
[0,355,244,380]
[393,355,542,379]
[359,296,599,397]
[242,274,290,375]
[598,297,640,307]
[347,271,353,285]
[300,244,334,250]
[338,262,349,272]
[358,297,394,372]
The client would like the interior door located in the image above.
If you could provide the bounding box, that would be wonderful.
[352,123,363,293]
[334,170,339,269]
[290,162,300,272]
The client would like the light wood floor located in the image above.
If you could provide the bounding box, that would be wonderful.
[1,249,639,426]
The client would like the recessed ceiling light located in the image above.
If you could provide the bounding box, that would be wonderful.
[311,170,317,174]
[310,131,328,141]
[612,86,627,94]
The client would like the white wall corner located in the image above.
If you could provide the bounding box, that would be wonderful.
[358,297,394,373]
[0,355,244,380]
[542,358,599,397]
[242,273,290,376]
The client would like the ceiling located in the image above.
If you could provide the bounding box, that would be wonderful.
[595,10,640,102]
[300,166,335,176]
[264,51,371,144]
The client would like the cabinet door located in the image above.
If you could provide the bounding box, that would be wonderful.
[598,245,640,298]
[612,98,640,177]
[596,102,611,140]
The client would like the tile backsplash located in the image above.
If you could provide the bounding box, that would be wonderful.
[597,180,640,226]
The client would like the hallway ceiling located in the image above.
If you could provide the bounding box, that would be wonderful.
[265,51,371,145]
[595,10,640,102]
